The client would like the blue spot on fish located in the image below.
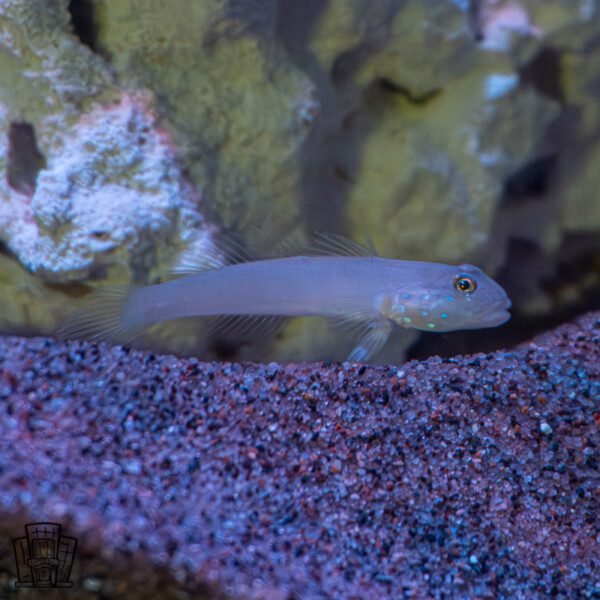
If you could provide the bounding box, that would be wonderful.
[440,313,448,319]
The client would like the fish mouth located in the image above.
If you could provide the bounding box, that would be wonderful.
[483,297,512,326]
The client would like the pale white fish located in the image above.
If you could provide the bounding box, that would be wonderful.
[58,235,511,361]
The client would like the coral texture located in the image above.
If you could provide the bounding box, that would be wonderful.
[5,92,206,280]
[0,0,214,345]
[0,312,597,598]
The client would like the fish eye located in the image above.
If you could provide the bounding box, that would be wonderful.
[453,274,477,293]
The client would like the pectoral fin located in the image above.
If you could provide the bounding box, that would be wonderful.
[347,319,393,362]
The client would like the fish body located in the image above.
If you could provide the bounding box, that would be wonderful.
[59,237,511,361]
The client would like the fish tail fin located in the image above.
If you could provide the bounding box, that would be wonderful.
[56,286,146,345]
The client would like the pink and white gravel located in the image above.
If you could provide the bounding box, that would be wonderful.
[0,312,597,599]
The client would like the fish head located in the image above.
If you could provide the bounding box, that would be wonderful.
[385,263,511,332]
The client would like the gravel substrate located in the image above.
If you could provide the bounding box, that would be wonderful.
[0,312,598,599]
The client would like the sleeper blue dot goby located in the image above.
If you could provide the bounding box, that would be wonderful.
[58,234,511,362]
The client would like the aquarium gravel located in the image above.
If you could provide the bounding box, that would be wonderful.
[0,313,597,599]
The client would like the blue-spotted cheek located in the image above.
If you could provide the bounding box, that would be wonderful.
[382,292,459,331]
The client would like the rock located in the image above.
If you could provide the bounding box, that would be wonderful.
[0,1,214,341]
[345,70,557,262]
[93,0,317,245]
[4,92,207,281]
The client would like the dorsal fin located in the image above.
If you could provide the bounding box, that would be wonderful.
[170,233,255,277]
[172,248,224,276]
[306,232,379,257]
[170,231,379,278]
[268,229,308,258]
